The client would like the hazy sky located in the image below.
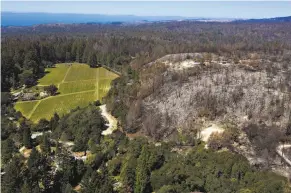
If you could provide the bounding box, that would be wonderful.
[2,1,291,19]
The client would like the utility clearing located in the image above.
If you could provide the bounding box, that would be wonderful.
[14,63,118,122]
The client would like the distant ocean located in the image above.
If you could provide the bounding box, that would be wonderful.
[1,12,186,26]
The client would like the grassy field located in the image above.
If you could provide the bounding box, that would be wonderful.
[64,64,97,82]
[14,63,118,123]
[96,67,119,79]
[38,64,70,85]
[58,80,96,94]
[64,64,119,82]
[30,91,96,122]
[97,88,111,100]
[98,79,113,92]
[14,101,39,118]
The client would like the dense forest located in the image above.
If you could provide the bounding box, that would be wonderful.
[2,21,291,91]
[2,21,291,193]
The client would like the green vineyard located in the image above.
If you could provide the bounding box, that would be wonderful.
[14,63,118,123]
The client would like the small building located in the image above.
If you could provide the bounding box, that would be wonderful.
[12,92,21,97]
[40,91,49,99]
[8,117,15,121]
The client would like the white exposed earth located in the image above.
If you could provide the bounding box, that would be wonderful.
[100,105,118,135]
[164,59,200,71]
[199,124,224,142]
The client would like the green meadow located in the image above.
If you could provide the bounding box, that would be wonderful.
[15,63,118,123]
[14,101,39,118]
[65,63,97,81]
[58,80,96,94]
[30,91,96,122]
[38,64,70,85]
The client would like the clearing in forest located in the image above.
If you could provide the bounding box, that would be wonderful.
[14,63,118,123]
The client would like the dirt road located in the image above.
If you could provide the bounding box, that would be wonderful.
[100,105,118,135]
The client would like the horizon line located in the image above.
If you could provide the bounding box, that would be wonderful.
[5,11,291,20]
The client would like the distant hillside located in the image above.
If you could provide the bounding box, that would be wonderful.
[235,16,291,23]
[1,12,186,26]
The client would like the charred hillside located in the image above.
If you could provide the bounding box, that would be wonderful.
[143,53,291,139]
[109,52,291,139]
[106,52,291,177]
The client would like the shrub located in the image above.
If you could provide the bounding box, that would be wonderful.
[44,84,58,96]
[197,107,212,118]
[108,158,122,176]
[95,100,101,106]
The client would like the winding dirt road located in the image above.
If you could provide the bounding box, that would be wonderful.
[100,105,118,135]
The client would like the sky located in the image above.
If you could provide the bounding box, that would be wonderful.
[2,1,291,19]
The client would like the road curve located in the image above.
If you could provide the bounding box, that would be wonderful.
[100,105,118,135]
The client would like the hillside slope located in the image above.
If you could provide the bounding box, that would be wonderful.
[107,52,291,177]
[134,53,291,139]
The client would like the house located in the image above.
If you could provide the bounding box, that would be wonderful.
[12,92,22,101]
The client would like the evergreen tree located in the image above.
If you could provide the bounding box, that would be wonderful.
[21,181,31,193]
[1,138,16,164]
[50,113,60,131]
[120,156,137,192]
[65,52,71,62]
[55,141,61,154]
[64,183,73,193]
[35,118,50,131]
[134,145,151,193]
[31,186,41,193]
[24,50,40,75]
[76,50,80,63]
[41,134,51,155]
[81,167,93,189]
[27,148,48,191]
[18,70,35,87]
[98,171,114,193]
[87,52,97,68]
[23,126,32,149]
[73,130,89,152]
[80,167,95,193]
[1,156,23,193]
[28,148,40,168]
